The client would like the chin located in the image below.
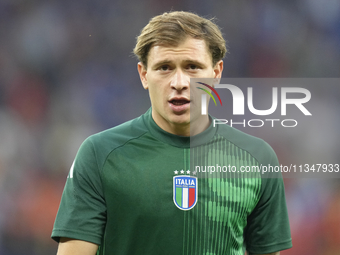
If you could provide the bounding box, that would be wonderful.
[172,119,190,126]
[169,116,190,126]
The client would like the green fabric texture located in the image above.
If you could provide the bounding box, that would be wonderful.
[52,108,292,254]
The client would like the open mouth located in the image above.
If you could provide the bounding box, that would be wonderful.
[169,99,190,106]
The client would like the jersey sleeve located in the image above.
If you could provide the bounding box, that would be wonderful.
[244,142,292,254]
[51,136,106,245]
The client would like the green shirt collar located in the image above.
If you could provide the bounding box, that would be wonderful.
[143,108,216,148]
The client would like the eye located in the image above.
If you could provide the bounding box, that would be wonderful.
[188,64,199,70]
[159,65,170,71]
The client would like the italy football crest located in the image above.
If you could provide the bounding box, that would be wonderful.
[173,175,197,210]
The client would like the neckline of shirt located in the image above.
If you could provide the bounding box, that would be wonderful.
[143,108,217,148]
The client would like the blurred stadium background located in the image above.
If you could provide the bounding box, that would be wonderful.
[0,0,339,254]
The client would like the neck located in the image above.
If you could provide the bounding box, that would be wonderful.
[152,113,211,137]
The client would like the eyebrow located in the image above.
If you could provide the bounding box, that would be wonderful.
[152,60,172,67]
[152,59,207,68]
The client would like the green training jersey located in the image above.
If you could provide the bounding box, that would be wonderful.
[52,108,292,254]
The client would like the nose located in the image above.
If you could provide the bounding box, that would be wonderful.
[170,69,189,91]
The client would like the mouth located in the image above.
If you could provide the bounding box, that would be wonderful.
[169,99,190,106]
[168,98,190,113]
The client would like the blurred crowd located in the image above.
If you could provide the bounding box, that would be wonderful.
[0,0,339,254]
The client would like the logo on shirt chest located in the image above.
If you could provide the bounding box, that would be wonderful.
[173,175,197,211]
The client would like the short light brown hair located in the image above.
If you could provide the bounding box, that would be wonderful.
[133,11,227,68]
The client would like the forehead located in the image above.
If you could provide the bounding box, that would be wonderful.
[147,37,212,65]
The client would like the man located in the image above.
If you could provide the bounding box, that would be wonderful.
[52,11,292,255]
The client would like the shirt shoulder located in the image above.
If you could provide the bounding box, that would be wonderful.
[215,124,278,167]
[82,114,149,168]
[91,114,148,147]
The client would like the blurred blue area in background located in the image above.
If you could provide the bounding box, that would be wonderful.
[0,0,339,254]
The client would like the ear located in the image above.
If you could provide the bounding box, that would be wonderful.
[138,62,148,90]
[213,60,223,79]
